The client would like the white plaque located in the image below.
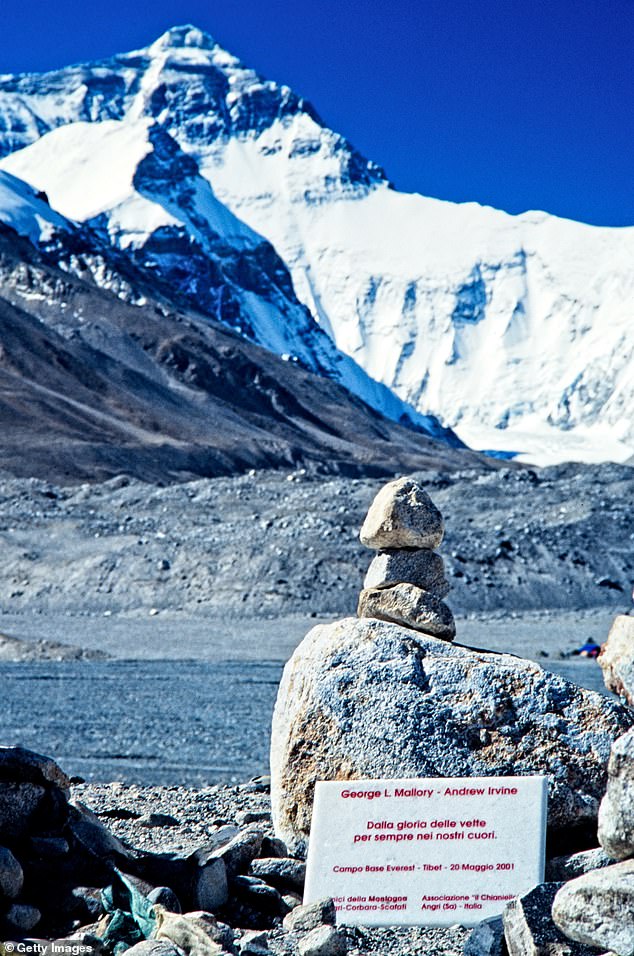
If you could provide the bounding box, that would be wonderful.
[304,775,547,926]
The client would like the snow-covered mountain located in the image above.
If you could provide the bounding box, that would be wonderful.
[0,25,631,464]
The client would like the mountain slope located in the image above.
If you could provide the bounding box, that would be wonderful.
[0,55,450,443]
[0,217,485,482]
[0,25,631,464]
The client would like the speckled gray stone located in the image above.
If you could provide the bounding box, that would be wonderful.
[552,860,634,955]
[358,583,455,639]
[463,915,507,956]
[599,729,634,860]
[546,846,616,882]
[359,477,444,550]
[363,547,450,597]
[599,615,634,705]
[271,617,633,853]
[0,845,23,898]
[298,924,347,956]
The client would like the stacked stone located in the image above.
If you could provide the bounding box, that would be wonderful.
[356,477,455,641]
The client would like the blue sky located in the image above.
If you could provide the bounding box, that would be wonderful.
[2,0,632,225]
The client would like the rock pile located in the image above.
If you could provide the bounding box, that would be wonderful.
[464,726,634,955]
[551,727,634,955]
[271,477,634,857]
[357,477,455,640]
[0,746,348,954]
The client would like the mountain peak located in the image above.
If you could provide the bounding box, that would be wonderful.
[149,25,216,53]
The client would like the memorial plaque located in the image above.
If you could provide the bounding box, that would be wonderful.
[304,775,547,926]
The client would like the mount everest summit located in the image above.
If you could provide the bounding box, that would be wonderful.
[0,24,631,467]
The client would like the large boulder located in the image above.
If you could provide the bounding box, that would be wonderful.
[598,729,634,860]
[359,477,444,550]
[599,615,634,704]
[270,617,633,853]
[552,860,634,955]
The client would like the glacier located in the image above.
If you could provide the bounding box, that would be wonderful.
[0,24,631,464]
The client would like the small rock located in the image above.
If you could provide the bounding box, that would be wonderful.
[298,924,347,956]
[121,944,182,956]
[250,857,306,892]
[552,860,634,954]
[358,583,455,639]
[71,886,106,920]
[359,477,444,550]
[546,847,616,882]
[236,810,272,826]
[0,745,71,792]
[202,824,241,851]
[148,885,182,913]
[193,856,229,911]
[183,911,235,951]
[239,929,269,954]
[138,812,180,828]
[364,547,449,597]
[503,883,596,956]
[283,898,336,934]
[463,915,507,956]
[210,826,264,878]
[600,616,634,704]
[68,800,136,864]
[599,729,634,859]
[5,902,42,932]
[232,874,284,912]
[0,845,24,898]
[243,775,271,793]
[282,892,303,911]
[260,836,287,858]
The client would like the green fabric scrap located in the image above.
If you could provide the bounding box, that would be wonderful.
[98,870,158,954]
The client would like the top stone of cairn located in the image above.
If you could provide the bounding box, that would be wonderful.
[359,477,444,550]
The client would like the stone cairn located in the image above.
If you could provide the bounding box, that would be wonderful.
[356,476,455,641]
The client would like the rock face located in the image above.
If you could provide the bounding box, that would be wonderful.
[359,477,444,550]
[357,584,455,639]
[270,616,633,853]
[552,860,634,955]
[598,729,634,860]
[599,615,634,705]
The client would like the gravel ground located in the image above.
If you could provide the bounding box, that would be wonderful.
[74,780,469,956]
[0,463,631,621]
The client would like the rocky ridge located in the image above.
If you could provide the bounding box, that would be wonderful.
[0,463,631,620]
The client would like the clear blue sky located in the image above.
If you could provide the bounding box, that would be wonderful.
[2,0,633,226]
